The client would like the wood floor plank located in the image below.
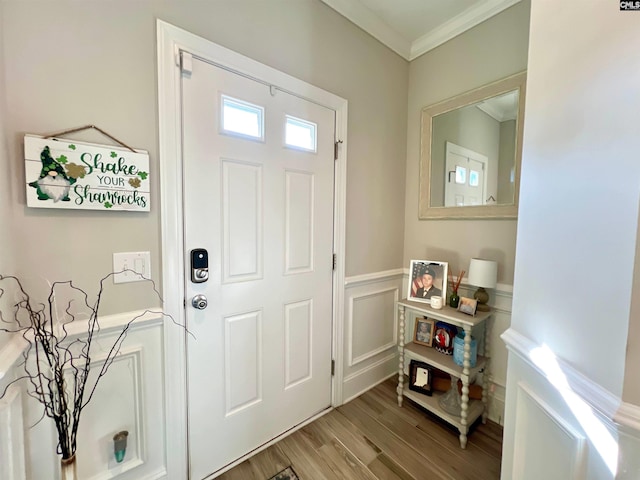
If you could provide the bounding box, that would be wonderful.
[367,453,415,480]
[220,379,503,480]
[376,408,499,480]
[338,400,454,480]
[317,438,379,480]
[318,411,381,465]
[277,429,334,480]
[246,444,292,479]
[217,459,258,480]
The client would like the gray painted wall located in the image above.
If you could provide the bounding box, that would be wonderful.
[404,1,530,284]
[0,0,408,314]
[0,1,15,351]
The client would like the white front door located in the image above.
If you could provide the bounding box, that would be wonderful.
[182,56,335,479]
[444,141,488,206]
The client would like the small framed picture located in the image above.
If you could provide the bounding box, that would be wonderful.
[458,296,478,316]
[413,317,435,347]
[407,260,448,305]
[409,360,433,396]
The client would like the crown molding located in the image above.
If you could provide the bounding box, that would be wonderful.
[410,0,522,60]
[322,0,522,61]
[320,0,411,59]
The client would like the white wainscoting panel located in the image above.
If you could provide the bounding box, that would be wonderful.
[77,347,145,480]
[512,382,586,480]
[349,287,398,366]
[502,330,619,480]
[0,384,26,480]
[18,312,168,480]
[617,409,640,480]
[342,269,404,402]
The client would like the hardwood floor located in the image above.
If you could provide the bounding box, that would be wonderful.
[217,378,503,480]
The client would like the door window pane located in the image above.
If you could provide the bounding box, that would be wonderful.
[285,116,317,152]
[455,166,466,184]
[469,170,479,187]
[221,95,264,140]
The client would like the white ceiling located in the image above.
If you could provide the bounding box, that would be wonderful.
[320,0,522,61]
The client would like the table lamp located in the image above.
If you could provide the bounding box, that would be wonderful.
[468,258,497,312]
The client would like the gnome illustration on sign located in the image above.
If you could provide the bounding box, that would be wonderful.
[29,146,78,202]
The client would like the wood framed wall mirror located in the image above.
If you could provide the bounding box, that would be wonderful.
[419,72,526,219]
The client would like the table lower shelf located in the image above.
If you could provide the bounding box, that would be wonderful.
[401,382,485,432]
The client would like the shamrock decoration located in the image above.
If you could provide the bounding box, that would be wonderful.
[65,163,87,179]
[56,155,68,164]
[128,178,141,188]
[110,151,117,158]
[104,202,113,209]
[68,144,76,150]
[137,171,148,180]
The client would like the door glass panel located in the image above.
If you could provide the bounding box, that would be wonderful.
[469,170,479,187]
[455,166,466,184]
[285,115,317,152]
[221,95,264,140]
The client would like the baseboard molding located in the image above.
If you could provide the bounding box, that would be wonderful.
[502,328,621,421]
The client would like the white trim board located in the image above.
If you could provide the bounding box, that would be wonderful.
[501,328,621,421]
[320,0,522,61]
[157,20,348,479]
[345,268,404,286]
[401,267,513,295]
[0,309,161,380]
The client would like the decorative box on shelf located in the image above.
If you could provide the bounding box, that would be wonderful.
[396,298,493,449]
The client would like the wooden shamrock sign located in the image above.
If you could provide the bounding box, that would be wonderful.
[24,135,150,212]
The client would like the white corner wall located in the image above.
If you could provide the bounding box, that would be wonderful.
[502,1,640,478]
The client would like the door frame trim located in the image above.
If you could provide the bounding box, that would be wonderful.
[157,20,348,478]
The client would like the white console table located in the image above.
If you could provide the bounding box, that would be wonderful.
[396,298,492,448]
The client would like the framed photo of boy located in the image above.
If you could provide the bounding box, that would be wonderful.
[407,260,448,305]
[413,317,435,347]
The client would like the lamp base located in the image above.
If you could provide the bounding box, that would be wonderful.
[473,287,491,312]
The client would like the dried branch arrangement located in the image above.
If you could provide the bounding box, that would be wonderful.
[0,273,183,461]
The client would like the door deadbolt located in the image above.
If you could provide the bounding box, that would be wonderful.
[192,294,208,310]
[190,249,209,284]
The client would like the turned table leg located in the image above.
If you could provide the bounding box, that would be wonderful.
[482,317,492,424]
[459,325,472,449]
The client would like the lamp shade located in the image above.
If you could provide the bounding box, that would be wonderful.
[468,258,497,289]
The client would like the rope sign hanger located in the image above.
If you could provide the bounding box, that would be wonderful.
[43,124,137,153]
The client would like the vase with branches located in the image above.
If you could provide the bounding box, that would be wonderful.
[0,273,185,479]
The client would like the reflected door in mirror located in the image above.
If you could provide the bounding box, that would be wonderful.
[444,142,487,207]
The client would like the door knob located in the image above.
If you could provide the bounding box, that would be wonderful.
[192,294,208,310]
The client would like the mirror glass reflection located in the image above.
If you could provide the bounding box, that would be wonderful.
[430,89,519,208]
[419,72,525,219]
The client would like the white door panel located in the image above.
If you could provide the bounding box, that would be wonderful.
[182,57,334,479]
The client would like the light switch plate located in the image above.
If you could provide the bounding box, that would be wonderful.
[113,252,151,284]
